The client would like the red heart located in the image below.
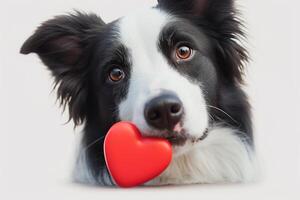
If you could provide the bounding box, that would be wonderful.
[104,122,172,187]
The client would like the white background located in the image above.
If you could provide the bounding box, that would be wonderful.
[0,0,299,199]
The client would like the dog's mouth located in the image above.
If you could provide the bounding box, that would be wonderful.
[145,124,209,146]
[164,129,209,146]
[164,130,189,146]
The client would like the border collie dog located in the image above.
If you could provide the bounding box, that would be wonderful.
[21,0,257,186]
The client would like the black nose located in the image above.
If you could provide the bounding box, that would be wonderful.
[144,94,183,130]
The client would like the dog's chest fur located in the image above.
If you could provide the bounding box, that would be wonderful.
[146,127,257,185]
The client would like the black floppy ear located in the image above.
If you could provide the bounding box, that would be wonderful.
[158,0,248,83]
[21,12,105,125]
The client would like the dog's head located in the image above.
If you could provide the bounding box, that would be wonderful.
[21,0,249,156]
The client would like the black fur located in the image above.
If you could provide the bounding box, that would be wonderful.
[21,0,252,185]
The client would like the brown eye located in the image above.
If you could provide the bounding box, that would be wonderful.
[108,67,125,82]
[175,45,193,61]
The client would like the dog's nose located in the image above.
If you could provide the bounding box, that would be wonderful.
[144,94,183,130]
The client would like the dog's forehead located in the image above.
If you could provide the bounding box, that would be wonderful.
[118,8,171,54]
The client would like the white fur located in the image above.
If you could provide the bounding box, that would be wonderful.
[72,134,113,185]
[72,145,98,185]
[118,8,209,148]
[146,127,258,185]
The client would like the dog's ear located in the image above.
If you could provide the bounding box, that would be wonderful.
[157,0,234,19]
[157,0,248,83]
[157,0,208,16]
[20,12,105,125]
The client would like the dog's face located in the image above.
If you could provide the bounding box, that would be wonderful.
[21,0,249,157]
[116,9,216,155]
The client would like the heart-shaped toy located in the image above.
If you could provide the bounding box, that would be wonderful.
[104,122,172,187]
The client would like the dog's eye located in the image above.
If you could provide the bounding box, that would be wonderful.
[175,45,193,62]
[108,67,125,83]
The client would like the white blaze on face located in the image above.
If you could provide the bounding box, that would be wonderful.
[117,8,209,147]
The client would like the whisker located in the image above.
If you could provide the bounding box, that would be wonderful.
[82,136,105,152]
[208,113,215,123]
[207,105,238,123]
